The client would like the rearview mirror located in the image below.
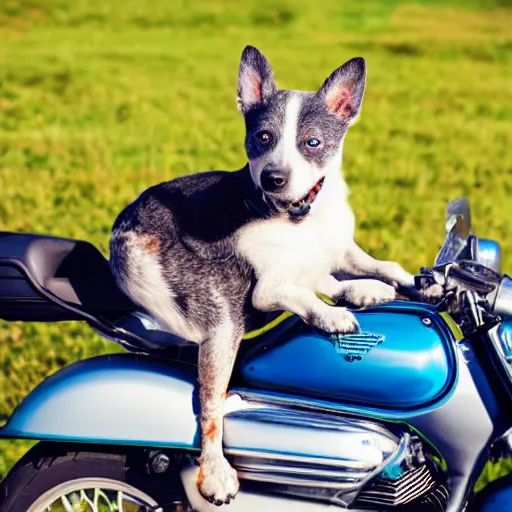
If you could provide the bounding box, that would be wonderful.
[445,197,471,238]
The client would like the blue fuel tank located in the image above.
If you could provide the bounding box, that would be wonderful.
[239,302,459,412]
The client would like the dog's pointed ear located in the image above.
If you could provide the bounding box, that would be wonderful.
[317,57,366,122]
[237,46,277,114]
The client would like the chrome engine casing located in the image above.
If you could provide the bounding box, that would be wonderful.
[224,405,403,507]
[182,393,449,511]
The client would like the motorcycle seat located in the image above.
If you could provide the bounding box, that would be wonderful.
[0,231,135,316]
[0,231,195,355]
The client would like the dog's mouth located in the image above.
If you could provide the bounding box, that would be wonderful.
[287,177,325,220]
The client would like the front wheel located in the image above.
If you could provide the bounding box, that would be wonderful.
[0,443,191,512]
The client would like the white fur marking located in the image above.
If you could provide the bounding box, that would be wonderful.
[114,232,205,343]
[281,94,315,200]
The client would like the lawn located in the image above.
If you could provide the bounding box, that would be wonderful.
[0,0,511,490]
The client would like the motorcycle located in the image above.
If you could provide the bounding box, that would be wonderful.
[1,198,512,512]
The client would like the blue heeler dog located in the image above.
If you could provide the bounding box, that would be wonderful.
[109,46,417,506]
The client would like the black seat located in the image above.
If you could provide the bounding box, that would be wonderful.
[0,232,203,357]
[0,231,135,317]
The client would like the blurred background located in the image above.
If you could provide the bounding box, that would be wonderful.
[0,0,510,485]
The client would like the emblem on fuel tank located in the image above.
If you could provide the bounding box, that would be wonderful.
[330,332,385,362]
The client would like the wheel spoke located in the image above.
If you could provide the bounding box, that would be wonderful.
[93,489,100,510]
[95,489,110,510]
[117,491,124,512]
[79,489,98,512]
[59,495,74,512]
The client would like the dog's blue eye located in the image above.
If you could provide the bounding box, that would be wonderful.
[306,138,321,148]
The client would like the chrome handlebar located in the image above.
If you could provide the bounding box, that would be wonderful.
[425,197,508,330]
[415,257,511,333]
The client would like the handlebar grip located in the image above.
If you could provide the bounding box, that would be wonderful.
[396,285,424,302]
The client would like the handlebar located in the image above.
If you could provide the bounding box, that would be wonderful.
[396,285,424,303]
[413,256,512,327]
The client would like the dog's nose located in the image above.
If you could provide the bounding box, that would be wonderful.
[260,170,287,192]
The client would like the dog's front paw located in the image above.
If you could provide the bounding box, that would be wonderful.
[308,307,359,334]
[343,280,396,307]
[197,455,239,506]
[381,262,415,288]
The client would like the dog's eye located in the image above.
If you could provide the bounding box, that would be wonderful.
[255,131,273,146]
[306,138,321,148]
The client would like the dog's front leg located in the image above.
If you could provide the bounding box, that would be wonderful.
[197,323,242,505]
[339,241,414,288]
[253,280,359,333]
[318,275,396,307]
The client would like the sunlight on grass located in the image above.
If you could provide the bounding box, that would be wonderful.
[1,0,511,492]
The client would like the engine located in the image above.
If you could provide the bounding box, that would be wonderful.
[222,392,449,510]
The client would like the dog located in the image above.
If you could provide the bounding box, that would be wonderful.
[109,46,416,506]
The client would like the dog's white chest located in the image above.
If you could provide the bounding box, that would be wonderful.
[237,200,354,287]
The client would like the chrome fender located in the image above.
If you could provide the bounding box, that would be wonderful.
[0,354,201,449]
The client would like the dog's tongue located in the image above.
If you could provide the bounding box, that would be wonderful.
[290,177,325,208]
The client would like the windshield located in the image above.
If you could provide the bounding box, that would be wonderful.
[435,198,471,266]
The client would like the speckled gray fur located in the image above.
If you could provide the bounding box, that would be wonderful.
[110,168,271,335]
[108,45,413,507]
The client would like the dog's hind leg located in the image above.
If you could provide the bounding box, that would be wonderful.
[196,316,242,505]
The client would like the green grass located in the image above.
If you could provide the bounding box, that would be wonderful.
[0,0,511,493]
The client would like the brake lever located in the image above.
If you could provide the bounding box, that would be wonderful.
[446,263,497,295]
